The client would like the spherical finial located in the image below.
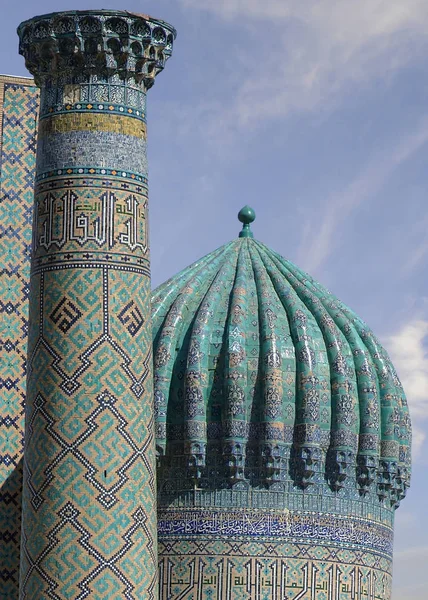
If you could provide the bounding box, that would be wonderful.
[238,206,256,238]
[238,205,256,225]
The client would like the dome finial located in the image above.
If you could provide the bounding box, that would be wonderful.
[238,205,256,238]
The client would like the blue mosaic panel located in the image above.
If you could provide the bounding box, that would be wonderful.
[36,129,148,176]
[0,75,38,599]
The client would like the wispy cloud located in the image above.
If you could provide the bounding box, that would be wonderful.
[402,214,428,274]
[384,319,428,458]
[296,120,428,274]
[179,0,428,127]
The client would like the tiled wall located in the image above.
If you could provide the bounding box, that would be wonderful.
[0,74,38,599]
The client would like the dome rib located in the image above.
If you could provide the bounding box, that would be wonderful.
[257,241,410,498]
[153,244,234,457]
[182,244,240,480]
[152,233,411,507]
[222,241,253,484]
[251,242,325,488]
[248,242,292,485]
[255,242,355,487]
[299,267,410,496]
[152,244,230,330]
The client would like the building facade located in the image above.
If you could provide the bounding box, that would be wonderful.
[0,74,38,599]
[0,9,412,600]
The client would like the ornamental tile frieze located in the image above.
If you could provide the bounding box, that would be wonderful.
[158,508,393,557]
[33,181,148,267]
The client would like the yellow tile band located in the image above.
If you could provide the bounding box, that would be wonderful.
[39,112,147,139]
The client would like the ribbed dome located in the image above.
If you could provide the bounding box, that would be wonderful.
[152,211,411,507]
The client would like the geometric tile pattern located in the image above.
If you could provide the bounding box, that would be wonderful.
[20,156,156,599]
[158,538,393,600]
[158,508,393,599]
[20,148,157,598]
[0,75,39,600]
[17,9,176,599]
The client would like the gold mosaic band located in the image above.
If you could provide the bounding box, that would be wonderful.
[38,112,147,139]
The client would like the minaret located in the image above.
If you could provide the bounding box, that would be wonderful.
[17,10,175,598]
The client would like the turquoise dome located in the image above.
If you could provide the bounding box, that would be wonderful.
[151,213,411,507]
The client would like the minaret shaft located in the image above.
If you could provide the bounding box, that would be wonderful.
[17,11,175,599]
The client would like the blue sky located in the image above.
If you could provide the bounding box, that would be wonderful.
[2,1,428,597]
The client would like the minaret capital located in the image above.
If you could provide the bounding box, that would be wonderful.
[18,10,176,88]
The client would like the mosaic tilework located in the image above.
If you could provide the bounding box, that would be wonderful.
[158,508,393,600]
[38,113,147,137]
[41,101,146,121]
[158,538,392,600]
[158,509,393,557]
[0,75,38,599]
[22,128,155,599]
[32,175,149,276]
[39,79,147,116]
[36,130,148,177]
[18,10,176,599]
[152,234,411,505]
